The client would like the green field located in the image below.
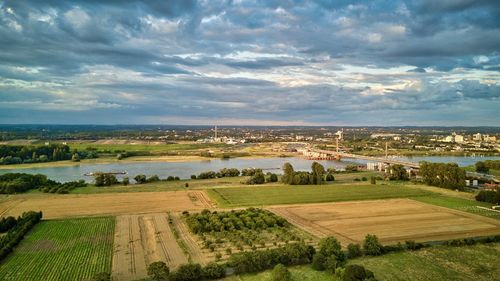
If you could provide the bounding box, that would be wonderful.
[352,243,500,281]
[225,243,500,281]
[222,265,337,281]
[68,142,229,154]
[414,195,500,220]
[207,184,434,207]
[0,217,115,281]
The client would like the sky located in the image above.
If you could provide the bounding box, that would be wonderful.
[0,0,499,126]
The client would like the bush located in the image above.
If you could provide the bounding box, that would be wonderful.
[316,237,346,269]
[405,240,424,251]
[247,170,265,184]
[271,264,292,281]
[147,175,160,183]
[345,164,358,172]
[122,177,129,186]
[147,261,169,281]
[94,173,118,186]
[267,173,279,183]
[325,173,335,182]
[90,272,111,281]
[475,161,489,173]
[343,264,376,281]
[347,243,362,258]
[311,253,326,271]
[370,176,376,185]
[191,175,197,179]
[475,190,500,204]
[134,174,147,184]
[363,234,382,256]
[169,263,202,281]
[201,262,225,279]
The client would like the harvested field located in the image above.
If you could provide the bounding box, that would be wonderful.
[0,190,214,219]
[112,213,188,281]
[269,199,500,246]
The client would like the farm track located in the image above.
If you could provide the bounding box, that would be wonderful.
[112,213,188,281]
[170,212,211,265]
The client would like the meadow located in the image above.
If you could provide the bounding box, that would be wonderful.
[415,195,500,220]
[223,243,500,281]
[352,242,500,281]
[0,217,115,281]
[206,184,434,207]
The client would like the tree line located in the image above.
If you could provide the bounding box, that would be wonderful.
[419,161,466,191]
[475,160,500,173]
[0,173,86,194]
[281,162,335,185]
[0,144,97,165]
[0,211,43,261]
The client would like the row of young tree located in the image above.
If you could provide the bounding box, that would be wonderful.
[281,162,335,185]
[0,173,86,194]
[0,211,43,261]
[185,208,287,234]
[419,161,466,190]
[0,144,97,165]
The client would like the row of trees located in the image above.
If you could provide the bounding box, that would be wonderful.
[281,162,334,185]
[419,161,466,190]
[0,211,43,261]
[0,144,97,165]
[475,160,500,173]
[185,208,287,234]
[147,261,225,281]
[0,173,86,194]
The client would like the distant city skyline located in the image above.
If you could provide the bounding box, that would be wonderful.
[0,0,499,126]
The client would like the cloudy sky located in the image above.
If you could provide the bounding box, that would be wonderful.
[0,0,499,126]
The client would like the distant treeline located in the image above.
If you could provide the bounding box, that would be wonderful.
[0,144,97,165]
[0,173,86,194]
[0,211,43,261]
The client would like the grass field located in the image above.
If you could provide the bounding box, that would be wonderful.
[207,184,434,207]
[224,243,500,281]
[0,217,115,281]
[352,243,500,281]
[222,265,337,281]
[68,142,229,154]
[415,196,500,220]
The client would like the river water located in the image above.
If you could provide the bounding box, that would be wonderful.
[0,156,498,182]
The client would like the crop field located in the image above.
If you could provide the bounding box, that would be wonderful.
[414,196,500,220]
[0,190,214,219]
[207,184,434,207]
[112,213,188,281]
[68,142,229,154]
[352,242,500,281]
[181,209,316,263]
[0,217,115,281]
[269,199,500,246]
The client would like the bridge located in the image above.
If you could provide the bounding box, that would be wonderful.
[303,147,498,183]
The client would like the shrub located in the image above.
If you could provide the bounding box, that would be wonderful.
[405,240,424,251]
[343,264,376,281]
[370,176,376,185]
[475,190,500,204]
[363,234,382,256]
[147,261,170,281]
[122,177,129,186]
[247,170,265,184]
[134,174,147,184]
[271,264,292,281]
[347,243,362,258]
[311,253,326,271]
[325,173,335,181]
[147,175,160,183]
[90,272,111,281]
[190,175,197,179]
[169,263,202,281]
[202,262,226,279]
[267,173,279,183]
[361,177,368,181]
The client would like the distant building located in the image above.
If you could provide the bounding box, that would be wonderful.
[454,135,464,143]
[473,133,482,141]
[335,129,344,140]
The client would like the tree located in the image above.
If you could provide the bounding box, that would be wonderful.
[311,253,326,271]
[134,174,147,184]
[370,176,376,185]
[271,264,292,281]
[324,256,338,274]
[267,173,278,183]
[317,237,346,268]
[147,261,169,281]
[282,163,295,184]
[122,177,129,186]
[247,170,265,184]
[419,161,466,191]
[71,153,80,162]
[475,161,489,173]
[363,234,382,256]
[202,262,226,279]
[311,162,326,184]
[325,173,335,182]
[343,264,376,281]
[170,263,202,281]
[388,164,408,180]
[347,243,362,258]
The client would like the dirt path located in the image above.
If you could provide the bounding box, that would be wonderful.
[112,213,188,281]
[170,212,211,265]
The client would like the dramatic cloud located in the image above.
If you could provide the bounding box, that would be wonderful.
[0,0,499,125]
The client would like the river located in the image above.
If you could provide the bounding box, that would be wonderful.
[0,155,498,182]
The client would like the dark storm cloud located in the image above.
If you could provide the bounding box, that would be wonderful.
[0,0,499,125]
